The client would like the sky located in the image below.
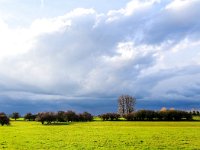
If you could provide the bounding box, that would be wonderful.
[0,0,200,114]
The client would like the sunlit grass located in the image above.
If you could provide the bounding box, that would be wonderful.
[193,116,200,121]
[0,121,200,149]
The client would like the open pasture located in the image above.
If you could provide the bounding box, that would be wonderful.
[0,121,200,150]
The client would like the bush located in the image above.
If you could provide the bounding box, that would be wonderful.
[64,111,78,122]
[124,110,192,121]
[157,110,192,121]
[124,110,156,121]
[78,112,93,122]
[124,112,136,121]
[12,112,20,121]
[36,112,57,124]
[35,111,93,124]
[135,110,147,121]
[0,112,10,126]
[191,110,200,116]
[109,113,120,121]
[99,113,120,121]
[57,111,66,122]
[24,113,36,121]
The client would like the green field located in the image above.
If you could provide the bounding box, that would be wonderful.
[0,121,200,150]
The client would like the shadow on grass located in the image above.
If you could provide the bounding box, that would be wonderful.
[41,121,95,126]
[42,122,70,126]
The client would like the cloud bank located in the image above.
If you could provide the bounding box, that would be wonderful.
[0,0,200,113]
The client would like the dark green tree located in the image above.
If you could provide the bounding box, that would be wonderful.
[24,113,36,121]
[0,112,10,126]
[12,112,20,121]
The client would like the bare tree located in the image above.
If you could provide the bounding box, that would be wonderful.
[118,95,136,116]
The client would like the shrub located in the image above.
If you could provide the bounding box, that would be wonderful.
[134,110,146,121]
[99,113,109,121]
[36,112,57,124]
[64,111,78,122]
[99,113,120,121]
[78,112,93,122]
[11,112,20,121]
[12,112,20,121]
[191,110,200,116]
[36,111,93,124]
[123,112,136,121]
[57,111,66,122]
[145,110,156,121]
[108,113,120,121]
[0,112,10,126]
[24,113,36,121]
[124,110,192,121]
[197,111,200,116]
[157,110,192,121]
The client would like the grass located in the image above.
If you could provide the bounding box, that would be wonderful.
[193,116,200,121]
[0,120,200,150]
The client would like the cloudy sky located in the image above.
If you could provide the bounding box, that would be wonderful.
[0,0,200,114]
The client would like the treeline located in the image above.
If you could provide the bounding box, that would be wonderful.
[36,111,93,124]
[0,109,198,126]
[123,110,192,121]
[190,110,200,116]
[98,110,193,121]
[99,113,120,121]
[0,111,93,126]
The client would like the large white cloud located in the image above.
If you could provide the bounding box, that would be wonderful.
[0,0,200,109]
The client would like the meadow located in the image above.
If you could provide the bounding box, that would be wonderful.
[0,120,200,150]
